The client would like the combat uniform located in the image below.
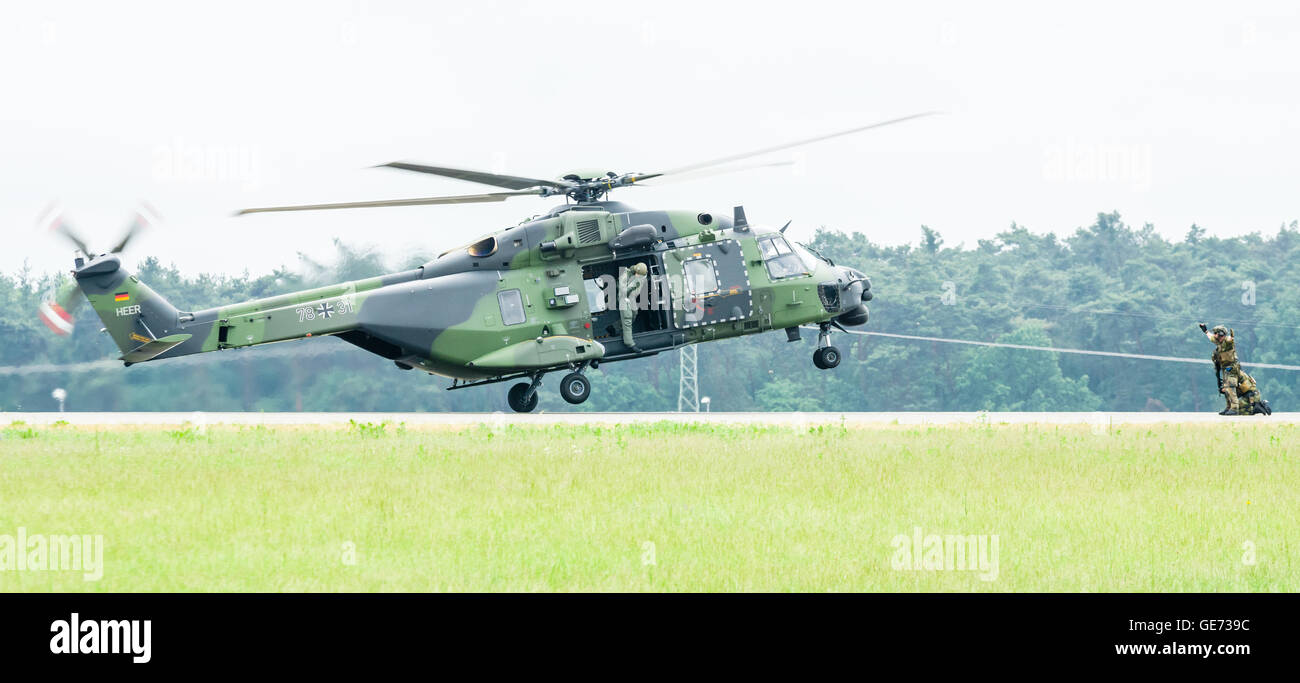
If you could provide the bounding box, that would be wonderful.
[619,262,648,349]
[1207,325,1253,415]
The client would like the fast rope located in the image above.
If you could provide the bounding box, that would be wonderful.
[1018,303,1300,331]
[827,328,1300,371]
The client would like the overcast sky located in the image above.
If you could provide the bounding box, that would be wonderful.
[4,1,1297,282]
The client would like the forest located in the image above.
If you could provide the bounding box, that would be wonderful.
[4,212,1298,413]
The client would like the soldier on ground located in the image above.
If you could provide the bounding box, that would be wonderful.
[1199,323,1272,415]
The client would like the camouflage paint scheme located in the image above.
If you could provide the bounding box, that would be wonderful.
[74,201,870,393]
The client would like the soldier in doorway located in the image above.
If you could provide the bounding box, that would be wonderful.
[620,262,648,350]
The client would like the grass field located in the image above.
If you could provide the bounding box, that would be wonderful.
[0,419,1296,592]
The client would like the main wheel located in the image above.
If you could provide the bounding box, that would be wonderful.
[507,382,539,413]
[814,346,842,370]
[559,372,591,404]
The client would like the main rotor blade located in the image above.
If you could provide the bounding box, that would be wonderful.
[635,160,795,186]
[235,190,541,215]
[377,162,570,191]
[657,112,939,178]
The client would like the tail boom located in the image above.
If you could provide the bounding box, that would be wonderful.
[74,254,422,365]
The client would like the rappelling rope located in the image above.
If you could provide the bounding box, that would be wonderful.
[823,328,1300,371]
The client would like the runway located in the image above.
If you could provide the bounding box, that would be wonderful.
[3,411,1296,426]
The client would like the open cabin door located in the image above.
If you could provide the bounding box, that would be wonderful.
[664,238,753,330]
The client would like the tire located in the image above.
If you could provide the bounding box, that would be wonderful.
[815,346,842,370]
[559,372,591,405]
[507,382,539,413]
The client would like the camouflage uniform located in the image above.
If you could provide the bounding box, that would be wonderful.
[1207,325,1259,415]
[619,262,648,349]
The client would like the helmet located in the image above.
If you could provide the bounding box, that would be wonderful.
[1211,325,1228,336]
[631,262,648,276]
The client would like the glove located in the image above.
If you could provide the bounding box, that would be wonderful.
[1198,323,1208,333]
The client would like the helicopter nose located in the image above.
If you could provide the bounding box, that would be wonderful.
[832,267,871,326]
[837,267,871,305]
[856,271,872,302]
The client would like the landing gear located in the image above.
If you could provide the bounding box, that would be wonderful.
[560,372,591,404]
[505,365,594,411]
[812,323,842,370]
[507,372,544,413]
[813,346,842,369]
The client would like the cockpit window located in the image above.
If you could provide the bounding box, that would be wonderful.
[467,236,498,258]
[757,235,810,280]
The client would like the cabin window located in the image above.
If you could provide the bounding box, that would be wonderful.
[468,236,498,258]
[684,258,719,296]
[497,289,525,326]
[758,235,810,280]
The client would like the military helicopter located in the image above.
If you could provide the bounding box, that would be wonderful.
[59,114,931,412]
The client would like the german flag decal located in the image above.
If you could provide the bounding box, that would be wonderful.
[114,292,130,302]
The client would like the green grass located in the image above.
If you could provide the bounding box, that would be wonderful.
[0,421,1296,592]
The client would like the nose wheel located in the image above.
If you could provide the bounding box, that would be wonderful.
[812,323,842,369]
[813,345,841,369]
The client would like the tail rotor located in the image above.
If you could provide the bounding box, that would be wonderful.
[36,203,160,337]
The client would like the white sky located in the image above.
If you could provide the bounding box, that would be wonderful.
[4,1,1298,280]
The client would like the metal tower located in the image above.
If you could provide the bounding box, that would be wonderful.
[677,344,699,412]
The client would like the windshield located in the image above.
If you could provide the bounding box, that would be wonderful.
[758,234,812,280]
[792,242,822,267]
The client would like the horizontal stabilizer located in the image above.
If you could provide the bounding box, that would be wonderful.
[120,333,192,363]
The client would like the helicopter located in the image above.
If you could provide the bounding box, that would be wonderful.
[56,114,931,412]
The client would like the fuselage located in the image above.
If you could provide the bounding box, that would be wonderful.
[75,202,870,381]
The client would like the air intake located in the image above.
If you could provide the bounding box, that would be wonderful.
[576,219,602,244]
